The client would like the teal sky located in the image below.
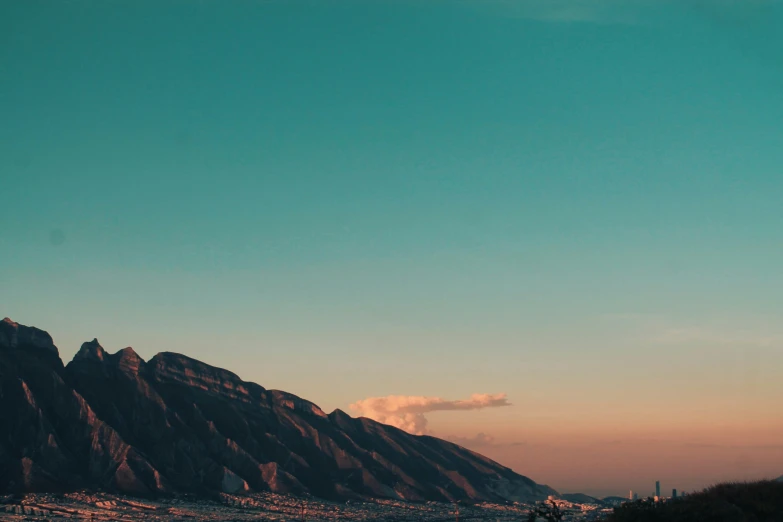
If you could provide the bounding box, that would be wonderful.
[2,0,783,495]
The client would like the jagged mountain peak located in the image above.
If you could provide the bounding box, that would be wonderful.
[74,339,106,361]
[148,351,243,380]
[113,346,144,371]
[0,316,58,356]
[329,408,351,419]
[146,351,267,402]
[71,341,144,371]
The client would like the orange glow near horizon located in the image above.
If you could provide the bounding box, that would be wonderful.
[359,393,783,497]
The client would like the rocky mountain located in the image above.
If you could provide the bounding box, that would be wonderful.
[0,318,556,503]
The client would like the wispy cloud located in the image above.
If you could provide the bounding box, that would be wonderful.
[445,432,498,448]
[444,433,531,449]
[349,393,510,435]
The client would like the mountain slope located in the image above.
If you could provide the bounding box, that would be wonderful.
[0,318,556,502]
[559,493,603,504]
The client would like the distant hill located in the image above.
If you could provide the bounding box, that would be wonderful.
[559,493,603,504]
[0,318,556,503]
[601,481,783,522]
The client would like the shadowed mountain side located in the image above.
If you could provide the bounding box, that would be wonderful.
[0,318,556,502]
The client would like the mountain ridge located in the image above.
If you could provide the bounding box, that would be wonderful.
[558,492,604,504]
[0,318,556,503]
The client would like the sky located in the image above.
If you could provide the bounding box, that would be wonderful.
[2,0,783,497]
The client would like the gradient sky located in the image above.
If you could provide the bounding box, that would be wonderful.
[2,0,783,497]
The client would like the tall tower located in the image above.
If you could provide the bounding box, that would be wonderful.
[672,489,677,499]
[629,490,634,500]
[655,481,660,498]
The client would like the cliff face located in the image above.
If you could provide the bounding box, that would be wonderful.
[0,318,556,502]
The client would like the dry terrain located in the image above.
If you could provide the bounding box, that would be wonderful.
[0,491,615,521]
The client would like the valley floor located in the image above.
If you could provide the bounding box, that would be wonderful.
[0,491,612,521]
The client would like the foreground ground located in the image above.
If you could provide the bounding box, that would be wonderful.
[0,491,612,521]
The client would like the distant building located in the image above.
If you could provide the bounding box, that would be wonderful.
[629,490,634,500]
[672,489,677,499]
[655,481,661,498]
[633,492,639,501]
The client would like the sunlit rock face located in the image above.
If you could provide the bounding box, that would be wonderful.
[73,339,106,362]
[0,319,557,502]
[0,322,162,497]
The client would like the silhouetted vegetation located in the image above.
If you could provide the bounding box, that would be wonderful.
[601,481,783,522]
[527,499,564,521]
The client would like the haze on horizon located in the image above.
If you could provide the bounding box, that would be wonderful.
[2,0,782,498]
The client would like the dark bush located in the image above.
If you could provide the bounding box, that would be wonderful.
[601,481,783,522]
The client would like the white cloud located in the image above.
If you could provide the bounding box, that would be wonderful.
[349,393,511,435]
